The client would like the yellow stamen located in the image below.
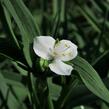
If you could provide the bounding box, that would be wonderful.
[68,52,72,56]
[65,43,70,48]
[62,53,65,56]
[54,52,58,55]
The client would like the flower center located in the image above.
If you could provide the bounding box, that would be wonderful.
[50,42,72,60]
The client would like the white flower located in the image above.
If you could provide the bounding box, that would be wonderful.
[33,36,78,75]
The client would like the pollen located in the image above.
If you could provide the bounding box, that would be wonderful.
[55,41,60,47]
[53,52,58,55]
[68,52,72,56]
[62,53,65,56]
[65,43,70,48]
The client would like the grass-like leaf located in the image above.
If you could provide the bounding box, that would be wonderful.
[1,0,40,67]
[0,71,26,109]
[73,56,109,103]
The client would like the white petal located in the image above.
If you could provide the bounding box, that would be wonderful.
[49,60,73,75]
[33,36,55,60]
[54,40,78,61]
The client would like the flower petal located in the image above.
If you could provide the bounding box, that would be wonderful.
[49,60,73,75]
[33,36,55,60]
[54,40,78,61]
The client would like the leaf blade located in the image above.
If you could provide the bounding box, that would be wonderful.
[73,56,109,103]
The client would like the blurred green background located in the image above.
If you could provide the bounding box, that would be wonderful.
[0,0,109,109]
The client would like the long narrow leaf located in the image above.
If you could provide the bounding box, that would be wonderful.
[73,56,109,103]
[1,0,40,67]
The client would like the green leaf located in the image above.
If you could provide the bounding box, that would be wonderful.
[47,78,62,101]
[77,5,101,33]
[9,0,40,38]
[92,50,109,65]
[60,0,65,22]
[27,73,40,109]
[1,71,28,101]
[12,86,28,102]
[47,95,54,109]
[101,102,109,109]
[1,71,24,86]
[0,38,25,64]
[91,0,103,13]
[0,72,26,109]
[52,0,58,16]
[73,56,109,103]
[1,0,40,67]
[3,6,20,49]
[12,62,28,76]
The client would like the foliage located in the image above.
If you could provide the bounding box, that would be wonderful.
[0,0,109,109]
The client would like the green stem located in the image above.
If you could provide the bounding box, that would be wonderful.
[27,72,40,109]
